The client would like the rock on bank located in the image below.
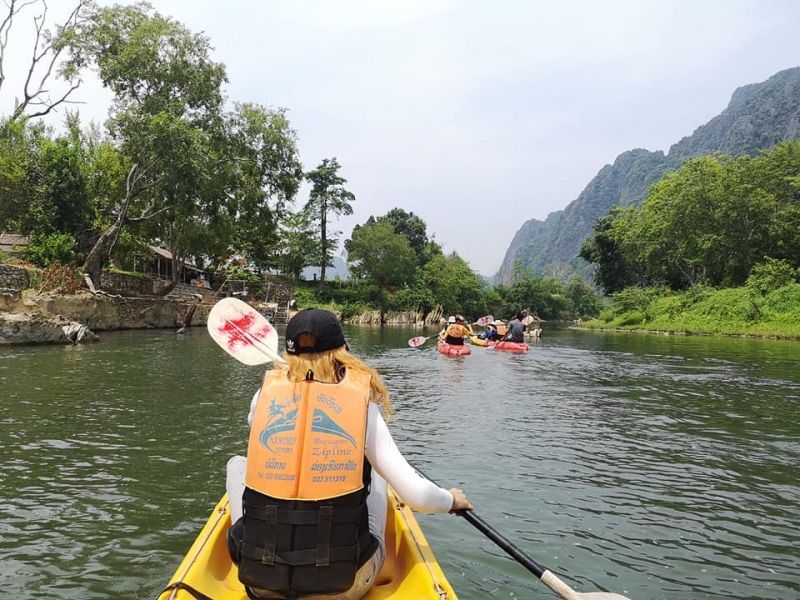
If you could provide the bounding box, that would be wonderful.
[0,312,99,345]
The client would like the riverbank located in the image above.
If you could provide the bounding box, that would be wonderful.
[581,282,800,340]
[0,289,214,345]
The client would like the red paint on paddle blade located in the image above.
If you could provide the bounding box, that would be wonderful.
[219,312,273,350]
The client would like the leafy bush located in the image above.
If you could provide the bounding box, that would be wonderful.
[613,310,646,327]
[746,258,799,295]
[610,286,668,322]
[338,302,372,320]
[23,233,77,267]
[386,286,435,312]
[682,287,762,323]
[292,286,317,309]
[760,283,800,322]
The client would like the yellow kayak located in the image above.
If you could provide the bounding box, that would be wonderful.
[469,336,488,347]
[159,490,457,599]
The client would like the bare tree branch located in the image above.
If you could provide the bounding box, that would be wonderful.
[126,204,170,223]
[23,78,80,118]
[0,1,39,93]
[9,0,90,121]
[106,163,141,256]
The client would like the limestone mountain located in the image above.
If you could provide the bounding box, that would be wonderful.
[496,67,800,284]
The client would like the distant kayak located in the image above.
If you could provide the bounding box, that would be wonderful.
[469,335,489,346]
[492,341,529,352]
[438,342,471,356]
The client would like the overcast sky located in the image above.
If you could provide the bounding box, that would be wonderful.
[3,0,799,274]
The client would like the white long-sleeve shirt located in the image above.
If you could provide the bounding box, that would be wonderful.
[247,390,453,514]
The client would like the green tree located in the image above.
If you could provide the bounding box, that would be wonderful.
[418,252,484,316]
[504,269,568,320]
[346,220,416,322]
[0,118,46,232]
[0,115,99,237]
[582,143,800,293]
[36,115,93,234]
[579,206,638,293]
[565,278,602,317]
[225,104,304,271]
[380,208,434,265]
[304,157,354,284]
[80,3,228,289]
[276,211,316,280]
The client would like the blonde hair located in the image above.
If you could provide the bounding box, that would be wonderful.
[284,346,393,418]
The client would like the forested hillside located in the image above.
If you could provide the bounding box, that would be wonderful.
[496,67,800,284]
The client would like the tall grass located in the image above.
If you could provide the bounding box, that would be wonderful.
[584,283,800,338]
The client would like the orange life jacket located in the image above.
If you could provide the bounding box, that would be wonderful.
[445,324,470,338]
[245,368,370,501]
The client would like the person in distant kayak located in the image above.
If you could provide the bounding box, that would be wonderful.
[437,315,456,343]
[479,322,500,342]
[439,314,473,346]
[503,312,527,343]
[493,319,508,338]
[226,308,472,599]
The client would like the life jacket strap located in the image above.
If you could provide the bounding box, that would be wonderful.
[316,506,333,567]
[239,530,373,567]
[261,505,278,566]
[244,503,363,525]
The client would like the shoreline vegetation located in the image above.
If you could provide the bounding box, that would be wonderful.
[578,281,800,340]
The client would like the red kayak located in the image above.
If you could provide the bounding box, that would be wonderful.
[492,341,529,352]
[438,342,472,356]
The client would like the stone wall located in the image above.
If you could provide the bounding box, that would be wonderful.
[0,265,29,291]
[34,292,213,331]
[101,271,154,296]
[262,276,294,305]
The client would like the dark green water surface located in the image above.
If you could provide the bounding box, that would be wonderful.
[1,326,799,599]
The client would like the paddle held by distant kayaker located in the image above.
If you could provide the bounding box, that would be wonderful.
[225,308,471,599]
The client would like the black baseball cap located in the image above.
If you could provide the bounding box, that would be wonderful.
[285,308,347,354]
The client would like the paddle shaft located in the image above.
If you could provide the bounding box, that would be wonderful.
[459,509,545,578]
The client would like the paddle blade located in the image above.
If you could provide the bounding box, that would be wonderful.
[207,298,279,365]
[408,336,429,347]
[541,571,631,600]
[522,315,534,326]
[475,315,494,326]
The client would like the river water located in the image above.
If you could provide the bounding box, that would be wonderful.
[1,326,798,599]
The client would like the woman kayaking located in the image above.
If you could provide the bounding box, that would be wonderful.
[438,314,473,345]
[225,308,472,599]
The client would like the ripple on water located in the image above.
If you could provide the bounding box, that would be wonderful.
[1,327,799,599]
